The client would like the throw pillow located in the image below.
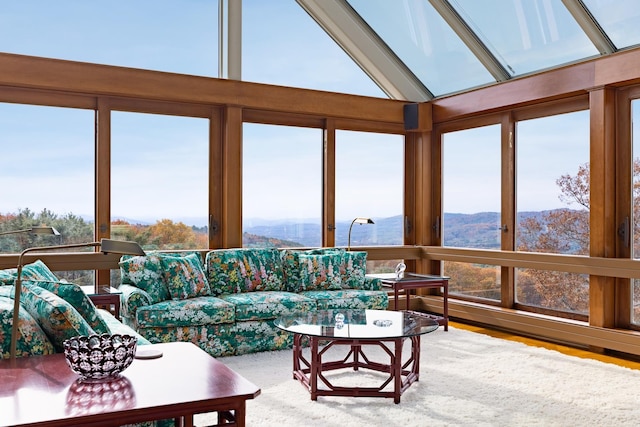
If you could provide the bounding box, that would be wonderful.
[18,283,96,352]
[0,296,55,358]
[26,280,110,334]
[298,253,343,291]
[160,253,211,300]
[207,248,285,295]
[119,254,170,304]
[339,251,368,289]
[0,259,59,285]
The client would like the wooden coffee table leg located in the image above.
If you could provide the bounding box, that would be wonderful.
[310,337,319,401]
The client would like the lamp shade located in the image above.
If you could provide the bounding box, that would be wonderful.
[347,217,374,251]
[9,238,145,359]
[0,226,60,237]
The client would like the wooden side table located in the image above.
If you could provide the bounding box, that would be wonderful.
[81,286,122,320]
[368,273,449,331]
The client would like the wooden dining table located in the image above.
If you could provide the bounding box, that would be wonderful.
[0,341,260,427]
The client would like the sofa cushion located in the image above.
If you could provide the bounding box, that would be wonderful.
[338,251,368,289]
[298,253,343,291]
[222,291,316,322]
[25,280,110,334]
[136,296,235,328]
[119,254,170,304]
[0,295,55,358]
[0,259,59,285]
[280,249,303,292]
[301,289,389,311]
[160,253,211,300]
[18,283,96,352]
[207,248,285,295]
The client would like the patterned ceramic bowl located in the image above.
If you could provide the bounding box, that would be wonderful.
[63,334,137,381]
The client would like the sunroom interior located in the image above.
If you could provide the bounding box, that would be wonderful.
[3,0,640,359]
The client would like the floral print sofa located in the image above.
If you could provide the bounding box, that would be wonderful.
[118,248,388,357]
[0,259,149,359]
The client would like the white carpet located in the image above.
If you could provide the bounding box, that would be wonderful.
[194,327,640,426]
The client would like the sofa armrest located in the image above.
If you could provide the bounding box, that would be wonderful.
[362,276,382,291]
[118,284,152,321]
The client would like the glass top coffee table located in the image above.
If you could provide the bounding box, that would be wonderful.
[274,309,439,403]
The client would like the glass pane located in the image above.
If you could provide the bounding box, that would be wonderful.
[348,0,495,96]
[442,124,501,301]
[451,0,599,75]
[583,0,640,49]
[516,110,589,315]
[0,104,94,248]
[336,130,403,272]
[0,103,94,283]
[0,1,217,76]
[244,0,384,97]
[243,124,322,248]
[631,100,640,325]
[111,112,209,251]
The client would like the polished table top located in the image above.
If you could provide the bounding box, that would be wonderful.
[274,309,439,340]
[0,342,260,427]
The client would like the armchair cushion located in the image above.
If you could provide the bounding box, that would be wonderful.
[160,253,211,300]
[18,283,95,352]
[0,295,55,358]
[0,259,60,285]
[25,280,110,334]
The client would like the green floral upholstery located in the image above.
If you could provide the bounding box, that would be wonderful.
[206,248,285,295]
[97,308,151,347]
[25,280,110,334]
[0,259,60,285]
[120,247,388,358]
[339,251,368,288]
[160,253,211,300]
[301,289,389,310]
[221,291,315,322]
[138,323,237,357]
[0,295,55,358]
[230,320,294,355]
[298,253,343,291]
[119,254,170,304]
[18,283,96,352]
[136,296,235,328]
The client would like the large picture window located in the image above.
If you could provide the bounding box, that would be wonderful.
[442,124,501,301]
[515,110,590,316]
[243,124,322,248]
[111,112,209,251]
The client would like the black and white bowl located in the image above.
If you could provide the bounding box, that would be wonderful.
[63,334,137,381]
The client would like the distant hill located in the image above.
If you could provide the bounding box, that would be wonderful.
[243,210,569,248]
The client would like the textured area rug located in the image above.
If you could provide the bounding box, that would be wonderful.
[195,327,640,426]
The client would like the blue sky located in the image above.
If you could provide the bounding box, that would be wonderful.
[0,1,622,225]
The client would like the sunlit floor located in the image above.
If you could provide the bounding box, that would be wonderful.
[452,320,640,370]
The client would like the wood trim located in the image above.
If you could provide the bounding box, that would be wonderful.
[323,119,336,247]
[209,107,223,249]
[589,87,617,328]
[221,106,243,248]
[95,99,111,290]
[0,52,405,124]
[501,112,516,306]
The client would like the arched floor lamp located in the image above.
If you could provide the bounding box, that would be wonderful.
[347,217,374,251]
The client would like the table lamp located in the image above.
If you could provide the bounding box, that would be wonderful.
[347,217,374,251]
[10,238,145,359]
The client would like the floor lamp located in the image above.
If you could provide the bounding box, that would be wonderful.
[347,217,374,251]
[10,238,145,360]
